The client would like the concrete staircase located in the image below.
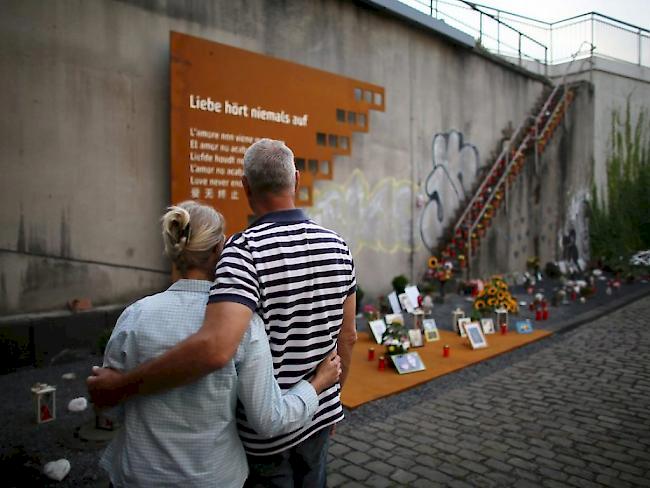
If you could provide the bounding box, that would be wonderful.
[433,83,576,274]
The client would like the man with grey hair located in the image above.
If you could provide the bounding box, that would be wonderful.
[88,138,358,487]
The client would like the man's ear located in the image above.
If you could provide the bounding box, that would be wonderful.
[294,170,300,195]
[242,176,252,199]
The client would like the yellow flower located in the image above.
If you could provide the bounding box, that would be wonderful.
[497,291,506,301]
[474,299,486,310]
[487,286,497,296]
[428,256,438,269]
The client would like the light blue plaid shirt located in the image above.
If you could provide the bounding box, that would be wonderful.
[99,279,318,488]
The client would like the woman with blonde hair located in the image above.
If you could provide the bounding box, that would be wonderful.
[99,201,340,488]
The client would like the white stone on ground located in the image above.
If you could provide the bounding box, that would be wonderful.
[43,459,71,481]
[67,397,88,412]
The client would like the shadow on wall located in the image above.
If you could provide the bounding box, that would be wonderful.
[419,130,480,253]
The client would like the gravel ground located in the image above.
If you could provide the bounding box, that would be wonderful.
[1,277,648,487]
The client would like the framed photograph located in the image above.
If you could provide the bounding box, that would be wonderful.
[408,329,424,347]
[424,328,440,342]
[465,321,488,349]
[423,319,439,342]
[457,317,471,337]
[368,319,386,344]
[398,293,416,313]
[404,285,421,311]
[385,313,404,326]
[391,352,426,374]
[387,291,401,314]
[480,318,495,334]
[423,318,437,331]
[516,319,534,334]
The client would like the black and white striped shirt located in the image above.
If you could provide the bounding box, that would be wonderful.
[208,208,356,456]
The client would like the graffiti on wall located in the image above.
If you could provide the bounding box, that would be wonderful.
[419,130,481,253]
[309,170,415,255]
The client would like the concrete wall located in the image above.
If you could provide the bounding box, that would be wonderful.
[551,58,650,202]
[1,0,582,315]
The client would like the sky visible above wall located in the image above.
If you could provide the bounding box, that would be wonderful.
[483,0,650,27]
[400,0,650,66]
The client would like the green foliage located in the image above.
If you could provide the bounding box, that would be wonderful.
[391,275,409,295]
[590,97,650,264]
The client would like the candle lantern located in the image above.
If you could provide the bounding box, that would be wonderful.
[413,310,424,332]
[368,347,375,361]
[495,307,508,332]
[32,383,56,424]
[451,308,465,335]
[443,344,450,357]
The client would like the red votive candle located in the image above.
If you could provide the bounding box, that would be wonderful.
[443,344,450,357]
[500,323,508,335]
[378,356,386,371]
[535,309,542,321]
[542,307,549,320]
[368,347,375,361]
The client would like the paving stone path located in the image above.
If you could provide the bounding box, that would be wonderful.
[327,296,650,487]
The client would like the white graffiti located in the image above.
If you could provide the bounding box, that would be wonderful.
[308,170,415,255]
[419,130,481,252]
[558,189,590,264]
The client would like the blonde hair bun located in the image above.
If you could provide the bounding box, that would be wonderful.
[161,201,225,272]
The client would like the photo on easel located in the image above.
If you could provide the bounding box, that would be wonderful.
[465,321,488,349]
[391,352,426,374]
[398,293,415,313]
[516,319,534,334]
[423,319,440,342]
[480,318,495,334]
[457,317,471,338]
[368,319,386,344]
[387,291,401,314]
[408,328,424,347]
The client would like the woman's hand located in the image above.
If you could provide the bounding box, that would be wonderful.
[309,350,342,394]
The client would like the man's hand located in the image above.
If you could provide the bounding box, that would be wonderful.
[309,350,341,394]
[86,366,129,408]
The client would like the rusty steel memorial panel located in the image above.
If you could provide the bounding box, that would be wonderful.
[170,31,385,235]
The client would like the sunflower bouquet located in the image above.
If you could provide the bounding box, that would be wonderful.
[473,276,519,314]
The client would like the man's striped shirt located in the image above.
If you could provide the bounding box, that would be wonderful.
[208,208,356,456]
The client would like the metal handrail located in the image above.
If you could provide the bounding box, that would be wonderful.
[399,1,649,67]
[460,1,547,50]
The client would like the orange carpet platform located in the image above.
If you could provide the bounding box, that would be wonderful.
[341,328,551,409]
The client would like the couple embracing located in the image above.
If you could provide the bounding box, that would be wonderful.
[88,139,358,487]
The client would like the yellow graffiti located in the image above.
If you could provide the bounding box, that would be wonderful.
[309,169,421,255]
